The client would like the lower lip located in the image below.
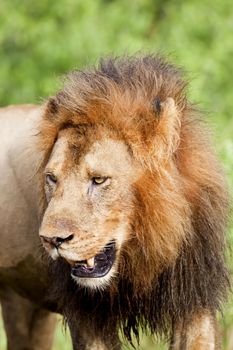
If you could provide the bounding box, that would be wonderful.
[71,262,113,278]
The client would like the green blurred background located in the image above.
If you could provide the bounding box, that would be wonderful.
[0,0,232,349]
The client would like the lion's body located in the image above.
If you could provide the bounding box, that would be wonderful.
[0,105,45,296]
[0,55,229,350]
[0,105,57,349]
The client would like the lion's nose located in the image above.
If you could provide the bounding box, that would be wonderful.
[40,234,74,248]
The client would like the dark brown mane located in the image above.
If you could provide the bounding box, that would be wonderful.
[39,55,230,345]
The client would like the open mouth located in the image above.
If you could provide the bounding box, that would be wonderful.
[71,241,116,278]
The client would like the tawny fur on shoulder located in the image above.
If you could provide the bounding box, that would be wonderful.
[38,55,229,344]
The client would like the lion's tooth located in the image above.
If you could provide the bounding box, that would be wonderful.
[87,257,95,267]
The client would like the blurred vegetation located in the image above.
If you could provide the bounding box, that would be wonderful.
[0,0,232,349]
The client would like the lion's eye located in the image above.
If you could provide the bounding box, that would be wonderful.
[45,173,57,186]
[92,177,107,185]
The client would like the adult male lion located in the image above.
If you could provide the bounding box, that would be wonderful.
[0,55,229,349]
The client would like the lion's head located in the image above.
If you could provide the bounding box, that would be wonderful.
[38,56,228,295]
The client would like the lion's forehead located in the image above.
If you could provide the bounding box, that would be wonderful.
[47,131,138,180]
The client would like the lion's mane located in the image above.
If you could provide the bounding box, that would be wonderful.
[39,55,229,343]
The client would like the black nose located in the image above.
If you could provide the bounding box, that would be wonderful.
[40,234,74,248]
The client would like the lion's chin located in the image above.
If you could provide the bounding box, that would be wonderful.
[62,240,117,290]
[71,264,117,290]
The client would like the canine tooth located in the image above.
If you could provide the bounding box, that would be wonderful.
[87,257,95,267]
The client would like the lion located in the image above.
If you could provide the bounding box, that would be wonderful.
[0,55,230,350]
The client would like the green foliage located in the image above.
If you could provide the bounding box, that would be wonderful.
[0,0,232,349]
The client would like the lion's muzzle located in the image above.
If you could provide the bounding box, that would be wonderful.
[40,229,117,280]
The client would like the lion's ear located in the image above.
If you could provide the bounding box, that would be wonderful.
[153,97,162,117]
[45,97,59,119]
[153,97,181,162]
